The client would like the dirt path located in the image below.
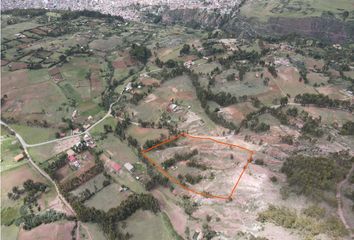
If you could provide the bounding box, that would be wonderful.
[336,164,354,238]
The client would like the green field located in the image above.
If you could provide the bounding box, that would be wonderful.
[0,128,25,172]
[10,124,57,145]
[85,183,128,211]
[121,210,177,240]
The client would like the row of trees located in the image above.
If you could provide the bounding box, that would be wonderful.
[294,93,352,111]
[161,149,198,169]
[43,153,67,178]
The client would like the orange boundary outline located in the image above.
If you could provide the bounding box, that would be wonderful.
[141,133,255,200]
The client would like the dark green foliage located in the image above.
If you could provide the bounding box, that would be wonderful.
[258,205,348,237]
[129,44,152,64]
[281,155,344,197]
[267,65,277,78]
[286,107,298,117]
[180,44,191,55]
[301,117,323,137]
[161,150,198,169]
[340,121,354,135]
[280,97,288,106]
[270,176,278,183]
[43,153,67,178]
[16,209,68,230]
[218,50,260,65]
[281,135,293,145]
[187,160,208,170]
[115,117,131,140]
[164,59,179,68]
[226,73,235,81]
[254,159,264,165]
[294,93,352,111]
[184,174,203,185]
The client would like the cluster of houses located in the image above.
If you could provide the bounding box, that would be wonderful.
[66,134,96,168]
[183,60,195,69]
[66,149,80,168]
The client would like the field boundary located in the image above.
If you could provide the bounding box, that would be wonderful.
[141,133,255,200]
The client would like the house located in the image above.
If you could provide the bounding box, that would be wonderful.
[72,110,78,119]
[83,134,91,142]
[14,153,25,162]
[125,82,133,92]
[167,103,178,112]
[68,155,77,162]
[124,162,134,172]
[66,149,75,157]
[110,162,122,173]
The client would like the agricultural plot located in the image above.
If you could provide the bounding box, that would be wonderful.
[1,163,57,230]
[9,124,57,145]
[290,106,354,125]
[127,126,168,145]
[143,134,253,199]
[17,221,75,240]
[219,102,258,125]
[99,134,137,164]
[129,75,216,131]
[0,127,24,172]
[272,66,317,97]
[56,151,96,184]
[120,210,176,240]
[85,183,131,211]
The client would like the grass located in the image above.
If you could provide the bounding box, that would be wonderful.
[70,173,106,196]
[1,207,20,226]
[89,117,117,138]
[27,69,51,83]
[0,130,23,172]
[85,183,127,211]
[1,225,19,240]
[121,210,176,240]
[9,124,57,145]
[28,142,58,164]
[58,82,83,103]
[1,20,40,39]
[99,134,137,164]
[127,126,168,145]
[83,223,107,240]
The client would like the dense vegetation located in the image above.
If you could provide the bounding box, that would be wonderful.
[281,155,348,198]
[258,205,347,237]
[294,93,353,111]
[129,44,152,64]
[69,193,160,240]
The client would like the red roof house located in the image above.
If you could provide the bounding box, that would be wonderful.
[111,162,122,172]
[68,155,77,162]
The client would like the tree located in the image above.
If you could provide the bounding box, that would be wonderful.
[180,44,191,55]
[280,97,288,106]
[129,44,152,64]
[226,73,235,81]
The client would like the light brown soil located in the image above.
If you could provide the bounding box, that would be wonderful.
[18,221,75,240]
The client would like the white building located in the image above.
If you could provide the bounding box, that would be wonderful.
[124,162,134,172]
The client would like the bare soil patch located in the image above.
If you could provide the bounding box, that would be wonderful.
[18,221,75,240]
